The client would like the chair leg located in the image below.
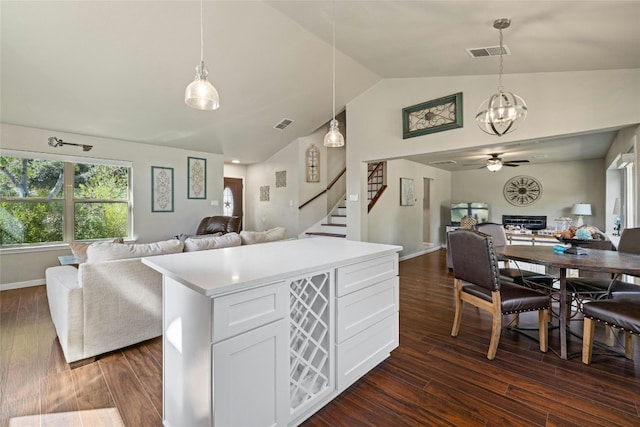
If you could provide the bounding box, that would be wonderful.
[625,332,634,360]
[538,309,548,353]
[487,299,502,360]
[582,317,596,364]
[604,326,615,347]
[451,279,463,337]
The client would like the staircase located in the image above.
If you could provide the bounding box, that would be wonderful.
[305,202,347,238]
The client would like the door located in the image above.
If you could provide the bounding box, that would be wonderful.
[223,177,243,229]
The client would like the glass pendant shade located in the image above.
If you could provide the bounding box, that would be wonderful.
[476,91,527,136]
[486,158,503,172]
[185,62,220,110]
[323,119,344,147]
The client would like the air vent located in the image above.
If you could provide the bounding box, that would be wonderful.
[274,118,294,130]
[429,160,457,165]
[466,45,510,58]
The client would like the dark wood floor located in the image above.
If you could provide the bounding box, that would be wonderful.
[1,249,638,426]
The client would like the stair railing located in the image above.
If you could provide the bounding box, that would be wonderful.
[367,162,387,212]
[299,167,347,210]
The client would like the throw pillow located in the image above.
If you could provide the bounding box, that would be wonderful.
[183,233,241,252]
[86,239,184,262]
[69,237,125,262]
[239,227,286,245]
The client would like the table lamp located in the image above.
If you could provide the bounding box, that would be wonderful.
[571,203,592,227]
[612,198,621,235]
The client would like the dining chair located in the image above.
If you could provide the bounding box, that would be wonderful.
[474,222,557,292]
[567,227,640,303]
[449,229,550,360]
[581,295,640,364]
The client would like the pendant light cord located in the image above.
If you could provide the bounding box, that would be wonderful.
[331,0,336,120]
[200,0,204,64]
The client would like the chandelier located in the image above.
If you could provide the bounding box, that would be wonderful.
[476,18,527,136]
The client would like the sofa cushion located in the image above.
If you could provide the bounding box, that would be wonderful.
[86,239,184,262]
[183,232,242,252]
[69,238,124,262]
[239,227,286,245]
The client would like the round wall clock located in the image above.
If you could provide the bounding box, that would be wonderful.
[503,175,543,206]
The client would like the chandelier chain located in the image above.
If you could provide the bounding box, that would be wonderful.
[498,27,504,93]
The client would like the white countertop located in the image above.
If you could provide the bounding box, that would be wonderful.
[142,238,402,297]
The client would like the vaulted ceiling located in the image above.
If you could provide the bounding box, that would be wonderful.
[2,1,639,166]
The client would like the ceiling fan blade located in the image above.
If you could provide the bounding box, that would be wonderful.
[504,160,529,164]
[504,163,520,167]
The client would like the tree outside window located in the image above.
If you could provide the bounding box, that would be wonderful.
[0,154,131,246]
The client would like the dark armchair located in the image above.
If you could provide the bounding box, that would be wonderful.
[449,229,550,360]
[196,215,242,235]
[582,295,640,364]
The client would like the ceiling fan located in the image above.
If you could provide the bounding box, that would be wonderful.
[464,153,529,172]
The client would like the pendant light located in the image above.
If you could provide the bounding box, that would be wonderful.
[185,0,220,110]
[323,1,344,147]
[476,18,527,136]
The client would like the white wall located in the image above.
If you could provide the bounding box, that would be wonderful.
[245,141,300,236]
[451,159,605,230]
[346,69,640,245]
[1,124,224,286]
[605,125,640,229]
[367,159,451,257]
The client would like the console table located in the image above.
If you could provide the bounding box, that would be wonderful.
[142,238,402,427]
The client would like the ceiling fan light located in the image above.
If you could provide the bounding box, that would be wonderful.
[185,62,220,110]
[486,158,503,172]
[323,119,345,147]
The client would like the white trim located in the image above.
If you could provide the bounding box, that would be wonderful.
[1,279,44,291]
[398,245,442,261]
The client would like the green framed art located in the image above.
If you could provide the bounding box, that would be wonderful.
[151,166,174,212]
[187,157,207,199]
[402,92,463,139]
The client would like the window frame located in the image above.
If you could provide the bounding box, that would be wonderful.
[1,149,133,248]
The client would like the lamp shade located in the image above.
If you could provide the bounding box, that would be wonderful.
[571,203,592,216]
[612,198,621,215]
[185,62,220,110]
[323,119,344,147]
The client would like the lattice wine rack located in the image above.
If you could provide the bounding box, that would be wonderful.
[289,272,331,414]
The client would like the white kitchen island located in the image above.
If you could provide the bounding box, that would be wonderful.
[142,237,402,427]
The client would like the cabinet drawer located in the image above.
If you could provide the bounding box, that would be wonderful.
[336,254,398,297]
[212,281,287,343]
[336,277,398,343]
[336,312,398,391]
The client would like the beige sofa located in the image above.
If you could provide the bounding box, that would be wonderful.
[46,239,184,363]
[46,228,286,364]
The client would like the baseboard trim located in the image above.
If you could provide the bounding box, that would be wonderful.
[399,245,443,262]
[1,279,44,291]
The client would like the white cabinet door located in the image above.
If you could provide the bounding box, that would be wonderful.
[214,318,289,427]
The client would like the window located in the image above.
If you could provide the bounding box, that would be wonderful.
[1,153,131,246]
[223,187,234,217]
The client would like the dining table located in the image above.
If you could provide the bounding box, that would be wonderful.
[497,245,640,359]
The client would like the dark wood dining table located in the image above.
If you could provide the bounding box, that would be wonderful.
[497,245,640,359]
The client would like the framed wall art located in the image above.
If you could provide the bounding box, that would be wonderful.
[151,166,174,212]
[402,92,463,139]
[187,157,207,199]
[400,178,415,206]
